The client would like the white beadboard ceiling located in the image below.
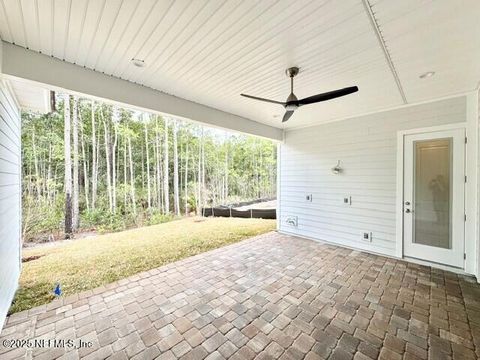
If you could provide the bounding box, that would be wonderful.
[0,0,478,129]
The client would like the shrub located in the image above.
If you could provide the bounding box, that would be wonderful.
[145,210,174,226]
[22,196,64,242]
[82,209,126,233]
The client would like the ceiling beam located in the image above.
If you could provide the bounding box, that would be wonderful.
[361,0,407,104]
[0,42,283,141]
[0,40,3,74]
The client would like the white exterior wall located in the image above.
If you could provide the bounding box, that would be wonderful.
[0,80,21,329]
[279,96,467,258]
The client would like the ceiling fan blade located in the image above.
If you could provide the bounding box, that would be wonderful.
[298,86,358,106]
[241,94,285,105]
[282,111,294,123]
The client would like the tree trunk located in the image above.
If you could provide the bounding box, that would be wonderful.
[47,142,52,203]
[155,118,163,211]
[224,144,229,202]
[141,147,145,194]
[64,95,73,238]
[102,110,113,212]
[72,96,80,230]
[197,131,202,215]
[128,135,137,216]
[144,115,151,210]
[201,127,205,208]
[173,120,180,215]
[123,136,128,211]
[184,142,189,215]
[163,118,170,214]
[155,116,165,214]
[31,131,41,198]
[91,101,97,209]
[112,121,118,213]
[80,119,90,211]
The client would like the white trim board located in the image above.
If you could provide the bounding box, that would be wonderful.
[465,92,479,277]
[0,42,283,141]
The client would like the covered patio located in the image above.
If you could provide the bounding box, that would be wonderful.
[1,233,479,359]
[1,0,480,359]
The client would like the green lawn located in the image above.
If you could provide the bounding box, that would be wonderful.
[11,217,276,314]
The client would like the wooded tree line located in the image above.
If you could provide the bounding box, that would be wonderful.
[21,95,276,240]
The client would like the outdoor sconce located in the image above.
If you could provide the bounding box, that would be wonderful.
[331,160,342,174]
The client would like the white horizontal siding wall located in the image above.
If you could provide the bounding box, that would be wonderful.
[0,80,21,330]
[279,96,467,257]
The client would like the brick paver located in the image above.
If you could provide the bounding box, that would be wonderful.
[1,232,480,359]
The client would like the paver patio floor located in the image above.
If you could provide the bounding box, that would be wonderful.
[1,232,480,359]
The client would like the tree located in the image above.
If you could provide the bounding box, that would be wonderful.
[127,127,137,216]
[64,95,73,238]
[184,137,189,215]
[155,117,163,211]
[80,114,90,211]
[91,101,98,209]
[123,132,128,211]
[72,96,80,230]
[112,109,118,213]
[31,131,41,198]
[224,133,229,202]
[101,108,113,212]
[144,114,151,210]
[163,118,170,214]
[173,119,180,215]
[197,131,202,214]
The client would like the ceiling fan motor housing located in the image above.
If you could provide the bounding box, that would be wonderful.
[285,67,300,78]
[285,67,300,110]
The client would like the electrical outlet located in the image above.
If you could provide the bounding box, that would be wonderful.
[306,194,313,202]
[362,232,372,242]
[343,196,352,205]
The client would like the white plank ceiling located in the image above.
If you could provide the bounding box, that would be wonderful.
[0,0,479,129]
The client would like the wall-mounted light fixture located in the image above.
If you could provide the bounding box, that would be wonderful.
[331,160,342,174]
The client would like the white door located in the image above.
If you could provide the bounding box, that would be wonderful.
[403,128,465,268]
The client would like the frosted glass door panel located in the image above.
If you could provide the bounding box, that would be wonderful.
[413,139,452,249]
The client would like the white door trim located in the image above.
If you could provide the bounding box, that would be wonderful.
[396,123,468,268]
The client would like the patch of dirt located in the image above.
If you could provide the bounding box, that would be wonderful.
[23,230,99,249]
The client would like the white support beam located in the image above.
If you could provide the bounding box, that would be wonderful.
[465,91,479,277]
[1,42,283,141]
[0,40,3,74]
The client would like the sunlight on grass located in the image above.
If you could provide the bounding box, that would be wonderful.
[11,217,276,314]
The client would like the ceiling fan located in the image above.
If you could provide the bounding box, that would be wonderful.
[241,67,358,123]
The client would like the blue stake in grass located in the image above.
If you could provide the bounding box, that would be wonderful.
[54,283,62,297]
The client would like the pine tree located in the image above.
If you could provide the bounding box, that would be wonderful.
[64,95,73,238]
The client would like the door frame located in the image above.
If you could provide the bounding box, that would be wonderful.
[396,123,468,270]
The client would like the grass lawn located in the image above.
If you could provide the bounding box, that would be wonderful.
[11,217,275,314]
